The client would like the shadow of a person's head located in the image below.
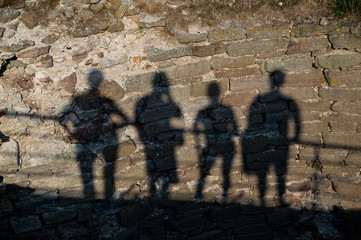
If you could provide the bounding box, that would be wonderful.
[154,71,171,89]
[270,70,285,90]
[87,69,104,91]
[208,82,220,104]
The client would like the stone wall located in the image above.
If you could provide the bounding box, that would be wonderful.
[1,0,361,239]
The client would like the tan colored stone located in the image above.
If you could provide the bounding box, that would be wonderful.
[320,88,361,102]
[329,122,357,133]
[175,31,207,43]
[162,60,211,80]
[324,132,361,148]
[227,39,288,57]
[332,100,361,114]
[279,87,319,100]
[230,74,268,91]
[59,72,77,94]
[208,27,246,42]
[191,79,228,98]
[222,90,258,107]
[326,69,361,88]
[99,80,124,100]
[192,42,226,57]
[215,66,260,78]
[330,36,361,51]
[211,55,255,69]
[265,53,313,72]
[20,12,38,28]
[247,25,289,39]
[287,36,330,54]
[291,23,349,37]
[317,51,361,69]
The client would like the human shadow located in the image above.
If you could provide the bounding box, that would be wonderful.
[59,69,129,199]
[135,72,183,199]
[242,70,301,206]
[0,109,9,144]
[193,82,239,202]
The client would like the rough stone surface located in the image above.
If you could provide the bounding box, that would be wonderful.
[332,178,361,199]
[115,0,131,19]
[215,66,260,78]
[222,90,258,107]
[162,61,211,80]
[246,25,289,39]
[291,23,349,37]
[276,68,325,87]
[330,36,361,51]
[265,53,313,72]
[138,16,165,28]
[318,148,348,166]
[148,46,192,62]
[175,31,207,43]
[18,46,50,58]
[0,7,20,23]
[0,139,19,170]
[350,22,361,35]
[107,21,125,33]
[42,207,77,224]
[192,42,226,57]
[41,34,60,44]
[287,36,330,54]
[10,216,42,234]
[123,71,158,93]
[0,40,35,52]
[99,80,125,100]
[20,12,38,28]
[211,56,255,69]
[118,139,136,157]
[208,28,246,42]
[90,2,104,13]
[317,51,361,69]
[345,151,361,166]
[41,55,54,68]
[329,122,357,133]
[230,74,268,91]
[326,69,361,88]
[322,113,361,123]
[331,101,361,114]
[324,133,361,148]
[287,181,311,192]
[320,88,361,102]
[191,79,228,98]
[227,39,288,57]
[72,27,104,38]
[59,72,77,93]
[98,53,127,69]
[280,87,319,100]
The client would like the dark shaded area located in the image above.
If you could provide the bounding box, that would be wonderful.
[193,82,238,201]
[0,131,9,143]
[1,183,360,240]
[2,68,361,239]
[135,72,183,199]
[59,69,129,199]
[243,70,301,206]
[0,56,17,77]
[0,108,9,147]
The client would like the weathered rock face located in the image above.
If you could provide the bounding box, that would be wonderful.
[0,0,361,239]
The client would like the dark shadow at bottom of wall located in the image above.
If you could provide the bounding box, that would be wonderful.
[1,184,360,240]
